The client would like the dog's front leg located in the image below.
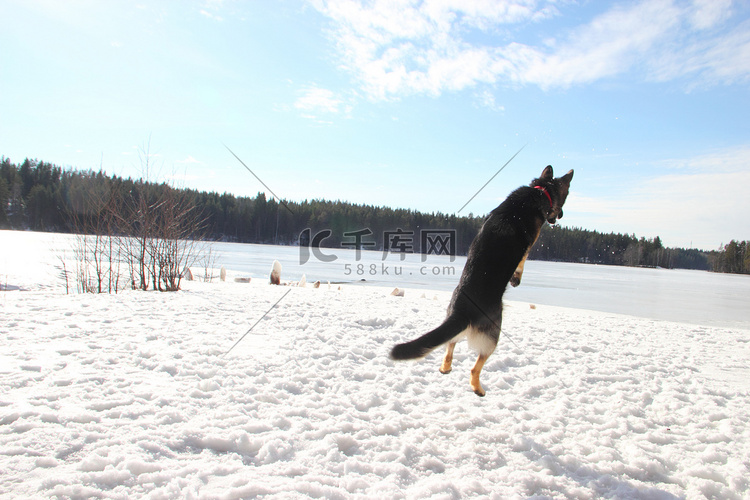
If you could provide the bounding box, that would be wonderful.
[511,224,543,287]
[511,251,530,287]
[510,246,539,287]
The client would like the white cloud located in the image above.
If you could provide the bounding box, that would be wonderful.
[176,155,202,164]
[475,89,504,111]
[689,0,732,30]
[659,145,750,172]
[199,9,224,21]
[515,0,683,88]
[311,0,550,99]
[311,0,748,99]
[293,86,353,122]
[200,0,226,21]
[295,86,343,113]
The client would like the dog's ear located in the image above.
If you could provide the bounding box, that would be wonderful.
[541,165,554,180]
[560,169,574,185]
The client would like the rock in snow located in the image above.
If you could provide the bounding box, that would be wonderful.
[270,260,282,285]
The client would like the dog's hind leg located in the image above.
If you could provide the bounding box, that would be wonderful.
[439,342,456,374]
[470,353,490,397]
[466,325,498,396]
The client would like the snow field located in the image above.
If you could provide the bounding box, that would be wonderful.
[1,277,749,499]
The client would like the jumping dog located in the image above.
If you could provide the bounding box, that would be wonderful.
[390,166,574,396]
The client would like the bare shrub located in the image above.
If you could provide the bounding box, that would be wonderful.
[200,244,220,282]
[148,186,206,291]
[56,254,71,294]
[59,139,209,294]
[64,174,125,294]
[115,142,208,292]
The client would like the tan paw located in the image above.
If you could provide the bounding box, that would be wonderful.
[471,382,485,397]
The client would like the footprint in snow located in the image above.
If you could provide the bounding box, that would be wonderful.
[355,318,396,329]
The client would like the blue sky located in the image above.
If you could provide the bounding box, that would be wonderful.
[1,0,749,251]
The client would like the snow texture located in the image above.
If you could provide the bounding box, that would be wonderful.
[1,233,750,498]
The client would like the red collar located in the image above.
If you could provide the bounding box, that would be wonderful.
[534,185,553,208]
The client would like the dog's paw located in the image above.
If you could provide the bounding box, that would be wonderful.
[471,381,486,397]
[439,367,452,374]
[510,273,521,287]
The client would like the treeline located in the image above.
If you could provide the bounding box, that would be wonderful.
[1,156,747,274]
[711,240,750,274]
[0,157,482,254]
[531,225,716,271]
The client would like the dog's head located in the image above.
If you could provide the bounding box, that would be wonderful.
[532,165,574,224]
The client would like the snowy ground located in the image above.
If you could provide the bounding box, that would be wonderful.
[2,277,749,499]
[1,232,750,499]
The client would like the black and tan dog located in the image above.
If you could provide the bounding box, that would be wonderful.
[390,166,574,396]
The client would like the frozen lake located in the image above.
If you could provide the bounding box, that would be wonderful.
[2,230,749,330]
[216,240,750,330]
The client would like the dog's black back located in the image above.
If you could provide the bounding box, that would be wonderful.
[446,189,539,338]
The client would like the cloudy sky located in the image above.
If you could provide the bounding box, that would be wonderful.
[2,0,749,250]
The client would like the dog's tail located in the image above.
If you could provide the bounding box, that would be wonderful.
[390,314,469,360]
